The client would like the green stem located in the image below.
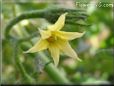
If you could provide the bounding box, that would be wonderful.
[10,5,35,83]
[14,41,35,83]
[38,52,71,84]
[5,8,88,38]
[5,9,46,38]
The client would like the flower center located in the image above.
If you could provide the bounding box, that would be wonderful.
[47,36,57,43]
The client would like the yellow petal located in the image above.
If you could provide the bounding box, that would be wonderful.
[39,29,51,39]
[55,31,85,40]
[25,39,48,53]
[48,13,68,31]
[58,41,82,61]
[48,44,60,66]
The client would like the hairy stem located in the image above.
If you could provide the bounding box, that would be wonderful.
[5,8,87,38]
[13,40,35,83]
[5,10,46,38]
[38,52,71,84]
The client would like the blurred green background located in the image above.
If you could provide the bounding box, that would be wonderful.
[1,0,114,85]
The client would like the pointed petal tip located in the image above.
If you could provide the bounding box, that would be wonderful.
[64,12,68,15]
[74,56,82,62]
[23,49,34,53]
[53,57,59,67]
[81,31,86,36]
[61,12,68,17]
[54,63,59,67]
[83,31,86,35]
[80,31,86,38]
[23,50,35,54]
[78,58,82,62]
[23,50,30,54]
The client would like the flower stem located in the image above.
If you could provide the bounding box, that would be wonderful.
[38,52,71,84]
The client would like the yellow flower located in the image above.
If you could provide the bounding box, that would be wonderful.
[25,13,85,66]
